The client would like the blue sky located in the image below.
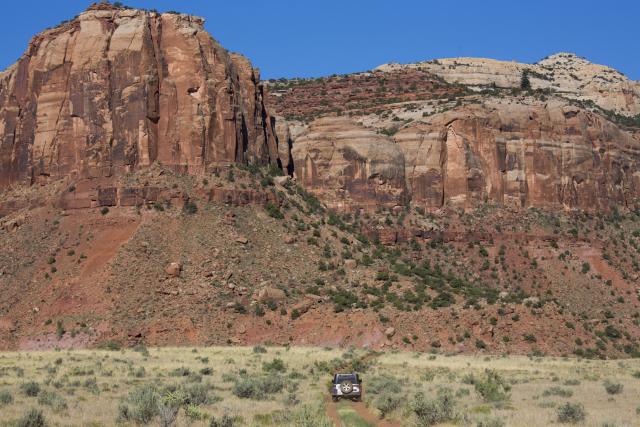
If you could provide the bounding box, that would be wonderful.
[1,1,638,80]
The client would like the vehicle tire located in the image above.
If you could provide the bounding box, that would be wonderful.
[354,395,362,402]
[332,396,339,402]
[340,380,353,394]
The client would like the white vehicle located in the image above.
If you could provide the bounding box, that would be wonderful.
[331,372,362,402]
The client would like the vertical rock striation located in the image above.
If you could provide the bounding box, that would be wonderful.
[396,102,640,211]
[0,3,281,189]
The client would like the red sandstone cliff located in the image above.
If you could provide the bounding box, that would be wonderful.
[0,3,281,189]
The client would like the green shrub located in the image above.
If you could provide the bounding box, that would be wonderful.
[21,382,41,397]
[604,325,621,339]
[556,402,586,423]
[474,370,511,402]
[169,367,191,377]
[476,417,506,427]
[183,200,198,215]
[265,202,284,219]
[603,381,623,395]
[209,413,236,427]
[183,382,216,405]
[16,409,47,427]
[373,391,404,418]
[542,387,573,398]
[232,375,285,400]
[233,302,246,314]
[0,390,13,405]
[520,70,531,91]
[116,384,160,424]
[411,389,457,426]
[262,358,286,373]
[272,402,333,427]
[185,404,208,420]
[253,345,267,354]
[132,367,146,378]
[97,340,121,351]
[37,390,68,412]
[367,374,402,395]
[132,343,150,356]
[55,321,65,339]
[100,207,109,215]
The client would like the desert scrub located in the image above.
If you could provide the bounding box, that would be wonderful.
[603,381,623,395]
[366,374,405,417]
[37,389,68,412]
[272,402,333,427]
[473,370,511,403]
[232,375,285,400]
[0,389,14,405]
[182,382,219,405]
[542,386,573,398]
[556,402,586,423]
[209,413,236,427]
[20,381,41,397]
[185,404,208,420]
[116,384,161,424]
[411,389,458,426]
[476,417,506,427]
[16,408,47,427]
[262,358,287,373]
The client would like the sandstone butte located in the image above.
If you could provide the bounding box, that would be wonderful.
[0,3,639,215]
[0,3,283,207]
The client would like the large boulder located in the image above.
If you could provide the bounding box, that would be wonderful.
[256,287,286,302]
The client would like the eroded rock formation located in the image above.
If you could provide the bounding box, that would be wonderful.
[292,116,407,211]
[0,3,281,190]
[377,53,640,117]
[289,102,640,212]
[397,101,640,211]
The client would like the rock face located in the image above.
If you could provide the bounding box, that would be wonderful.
[0,4,281,189]
[396,101,640,211]
[377,53,640,117]
[291,116,407,211]
[290,103,640,212]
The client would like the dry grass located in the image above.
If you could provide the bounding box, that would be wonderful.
[0,346,638,426]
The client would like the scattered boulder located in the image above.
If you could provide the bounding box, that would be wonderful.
[344,259,357,269]
[236,236,249,244]
[165,262,182,278]
[292,298,314,316]
[257,287,286,302]
[385,327,396,338]
[274,175,290,186]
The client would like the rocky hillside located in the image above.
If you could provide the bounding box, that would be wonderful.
[377,53,640,117]
[0,5,639,357]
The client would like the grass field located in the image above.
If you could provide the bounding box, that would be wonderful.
[0,346,639,426]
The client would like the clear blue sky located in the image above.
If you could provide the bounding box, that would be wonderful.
[1,0,638,80]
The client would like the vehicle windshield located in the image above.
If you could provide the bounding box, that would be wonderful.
[336,374,357,383]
